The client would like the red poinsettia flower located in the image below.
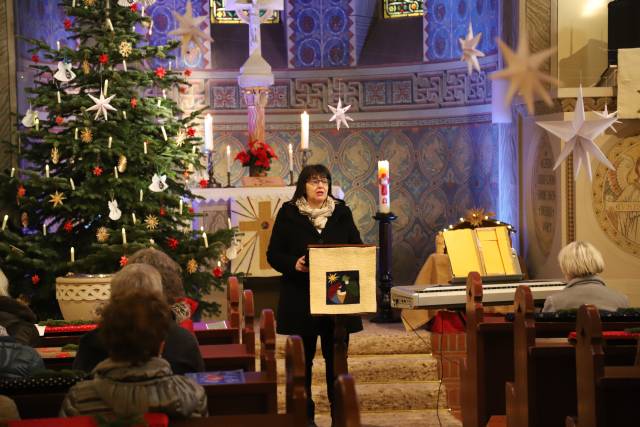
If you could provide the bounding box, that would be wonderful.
[63,220,73,233]
[98,54,108,64]
[235,139,277,169]
[64,18,72,30]
[155,66,166,79]
[184,69,192,77]
[92,166,103,176]
[159,207,166,217]
[119,256,128,267]
[31,274,40,285]
[234,151,251,166]
[167,237,179,250]
[31,55,39,63]
[55,115,64,125]
[130,97,137,108]
[199,179,209,188]
[187,127,196,137]
[212,266,223,278]
[130,3,138,12]
[17,185,26,198]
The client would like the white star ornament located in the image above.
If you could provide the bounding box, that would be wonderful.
[328,98,353,130]
[459,23,485,75]
[86,90,117,121]
[536,87,618,181]
[593,104,622,133]
[490,30,558,114]
[168,0,214,59]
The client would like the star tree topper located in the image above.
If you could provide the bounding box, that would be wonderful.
[87,80,117,121]
[459,22,485,75]
[328,98,353,130]
[490,30,558,114]
[537,86,618,181]
[168,0,214,60]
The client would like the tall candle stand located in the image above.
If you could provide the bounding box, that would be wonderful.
[225,171,233,188]
[289,170,295,186]
[207,150,222,188]
[371,211,399,323]
[301,149,313,168]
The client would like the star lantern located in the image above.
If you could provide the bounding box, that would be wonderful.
[328,98,354,130]
[119,256,128,267]
[459,23,485,75]
[168,0,214,60]
[212,266,223,278]
[167,237,179,250]
[81,127,93,143]
[99,53,109,64]
[96,226,110,242]
[63,220,74,233]
[199,179,208,188]
[87,89,117,121]
[31,55,39,63]
[490,30,558,114]
[92,166,104,176]
[64,19,72,30]
[187,127,196,137]
[594,104,622,133]
[155,66,166,79]
[31,274,40,285]
[536,86,618,181]
[17,185,26,198]
[145,215,159,230]
[186,259,198,274]
[188,207,194,214]
[49,191,66,207]
[130,97,137,108]
[55,115,64,125]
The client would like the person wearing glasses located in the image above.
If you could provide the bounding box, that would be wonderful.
[267,164,363,427]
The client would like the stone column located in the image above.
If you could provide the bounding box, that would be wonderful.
[243,87,269,142]
[0,0,17,172]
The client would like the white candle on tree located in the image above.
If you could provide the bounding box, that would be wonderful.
[122,227,127,245]
[300,111,309,149]
[179,199,183,214]
[70,178,75,191]
[203,232,209,248]
[45,164,50,178]
[139,189,144,202]
[43,223,47,236]
[2,215,8,230]
[377,160,391,214]
[70,247,75,263]
[204,113,213,152]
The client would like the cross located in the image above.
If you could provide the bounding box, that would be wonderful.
[226,0,284,56]
[238,200,275,270]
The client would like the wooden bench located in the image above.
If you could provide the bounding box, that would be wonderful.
[194,276,242,345]
[566,305,640,427]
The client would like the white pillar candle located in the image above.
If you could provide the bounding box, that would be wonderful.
[45,164,50,178]
[377,160,391,214]
[179,199,183,214]
[288,143,293,171]
[161,125,167,141]
[2,215,7,230]
[226,145,231,173]
[43,223,47,236]
[204,113,213,151]
[132,213,137,224]
[57,91,61,104]
[70,178,75,191]
[10,168,15,178]
[70,247,75,263]
[300,111,309,149]
[74,128,78,139]
[114,166,118,179]
[143,141,148,154]
[139,189,144,202]
[121,227,127,245]
[34,117,39,131]
[108,136,112,148]
[202,232,209,248]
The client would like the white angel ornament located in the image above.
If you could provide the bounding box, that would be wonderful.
[21,108,38,128]
[148,173,168,192]
[54,61,76,83]
[108,199,122,221]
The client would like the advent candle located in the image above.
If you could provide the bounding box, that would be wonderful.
[377,160,391,214]
[288,144,293,171]
[226,145,231,173]
[70,178,75,191]
[70,247,75,263]
[204,113,213,152]
[122,227,127,245]
[300,111,309,149]
[203,232,209,248]
[2,215,7,230]
[45,164,50,178]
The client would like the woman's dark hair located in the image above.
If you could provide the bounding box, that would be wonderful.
[99,289,172,365]
[291,164,334,202]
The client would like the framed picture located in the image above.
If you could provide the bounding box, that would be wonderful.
[308,245,377,315]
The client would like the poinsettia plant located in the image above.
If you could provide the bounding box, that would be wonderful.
[234,139,278,171]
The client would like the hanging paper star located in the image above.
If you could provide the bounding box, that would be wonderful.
[168,0,214,60]
[31,274,40,285]
[536,86,618,181]
[87,90,117,121]
[96,226,110,242]
[17,185,26,199]
[64,18,72,30]
[459,22,485,75]
[154,66,166,79]
[92,166,104,176]
[212,266,223,278]
[167,237,179,250]
[490,30,558,114]
[593,104,622,133]
[187,127,196,137]
[119,256,128,267]
[174,128,186,147]
[81,127,93,143]
[63,220,74,233]
[49,191,66,207]
[145,215,159,230]
[186,259,198,274]
[99,53,109,64]
[328,98,353,130]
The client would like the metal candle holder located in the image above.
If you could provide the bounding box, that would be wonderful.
[207,150,222,188]
[289,170,294,186]
[371,211,399,323]
[225,171,233,188]
[301,148,313,168]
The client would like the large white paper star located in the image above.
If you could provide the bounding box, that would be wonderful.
[86,90,117,121]
[593,104,622,133]
[459,23,485,75]
[490,30,558,114]
[328,98,353,130]
[168,0,214,59]
[537,86,618,181]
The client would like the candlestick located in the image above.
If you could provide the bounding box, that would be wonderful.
[57,91,61,104]
[300,111,309,150]
[179,199,183,215]
[226,171,232,188]
[43,223,47,236]
[10,168,15,178]
[122,227,127,245]
[70,178,75,191]
[45,164,50,178]
[289,170,294,186]
[70,247,75,263]
[204,113,213,152]
[226,145,231,174]
[132,213,136,224]
[206,150,222,188]
[371,211,398,323]
[377,160,391,214]
[2,215,7,230]
[288,143,294,172]
[108,136,112,148]
[203,232,209,248]
[114,166,119,179]
[140,189,144,202]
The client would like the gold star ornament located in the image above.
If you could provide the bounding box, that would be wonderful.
[96,226,110,242]
[168,0,214,59]
[81,128,93,143]
[186,258,198,274]
[490,30,558,114]
[145,215,159,230]
[49,191,66,208]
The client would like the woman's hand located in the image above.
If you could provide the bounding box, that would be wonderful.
[295,255,309,273]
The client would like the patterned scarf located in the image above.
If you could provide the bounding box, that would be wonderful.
[296,196,336,232]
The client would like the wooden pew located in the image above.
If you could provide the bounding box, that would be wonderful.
[199,288,256,372]
[566,305,640,427]
[194,276,241,345]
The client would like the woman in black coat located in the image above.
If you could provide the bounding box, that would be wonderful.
[267,164,363,427]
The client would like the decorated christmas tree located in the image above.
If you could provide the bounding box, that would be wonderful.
[0,0,234,318]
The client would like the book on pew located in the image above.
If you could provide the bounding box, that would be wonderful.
[186,369,245,385]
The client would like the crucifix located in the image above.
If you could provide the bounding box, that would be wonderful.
[226,0,283,56]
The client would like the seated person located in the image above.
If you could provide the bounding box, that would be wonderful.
[73,264,204,374]
[543,241,629,312]
[0,325,44,378]
[0,268,39,347]
[60,289,207,418]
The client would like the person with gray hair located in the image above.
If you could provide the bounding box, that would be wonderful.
[73,264,204,374]
[0,268,40,347]
[543,241,629,312]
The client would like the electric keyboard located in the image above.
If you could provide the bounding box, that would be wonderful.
[390,280,565,309]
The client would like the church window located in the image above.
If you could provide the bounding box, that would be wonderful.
[210,0,280,24]
[383,0,424,19]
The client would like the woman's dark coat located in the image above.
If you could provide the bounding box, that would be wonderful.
[0,297,40,346]
[267,199,364,336]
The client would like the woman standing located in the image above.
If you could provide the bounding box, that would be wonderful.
[267,164,363,427]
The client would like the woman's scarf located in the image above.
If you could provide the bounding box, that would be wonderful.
[295,196,336,232]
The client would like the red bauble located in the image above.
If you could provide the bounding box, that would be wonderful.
[184,69,192,77]
[31,55,39,63]
[199,179,208,188]
[17,185,26,198]
[155,66,166,79]
[159,207,166,217]
[212,267,223,278]
[187,127,196,137]
[99,53,108,64]
[63,220,73,233]
[119,256,128,267]
[167,237,179,250]
[64,18,72,30]
[130,3,138,12]
[55,116,64,125]
[92,166,103,176]
[130,97,137,108]
[31,274,40,285]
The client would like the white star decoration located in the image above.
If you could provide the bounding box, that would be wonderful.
[459,23,485,75]
[168,0,214,60]
[86,90,117,121]
[490,30,558,114]
[537,86,618,181]
[593,104,622,133]
[328,98,353,130]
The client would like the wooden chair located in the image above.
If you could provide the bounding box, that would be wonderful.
[566,305,640,427]
[198,288,256,372]
[334,375,362,427]
[194,276,241,345]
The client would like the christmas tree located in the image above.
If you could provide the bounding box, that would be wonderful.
[0,0,234,318]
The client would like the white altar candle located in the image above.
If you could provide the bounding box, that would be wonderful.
[226,145,231,173]
[70,247,75,263]
[1,215,7,230]
[377,160,391,214]
[43,223,47,236]
[70,178,75,191]
[300,111,309,149]
[204,113,213,152]
[45,164,50,178]
[114,166,118,179]
[288,144,293,171]
[122,227,127,245]
[202,232,209,248]
[139,189,144,202]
